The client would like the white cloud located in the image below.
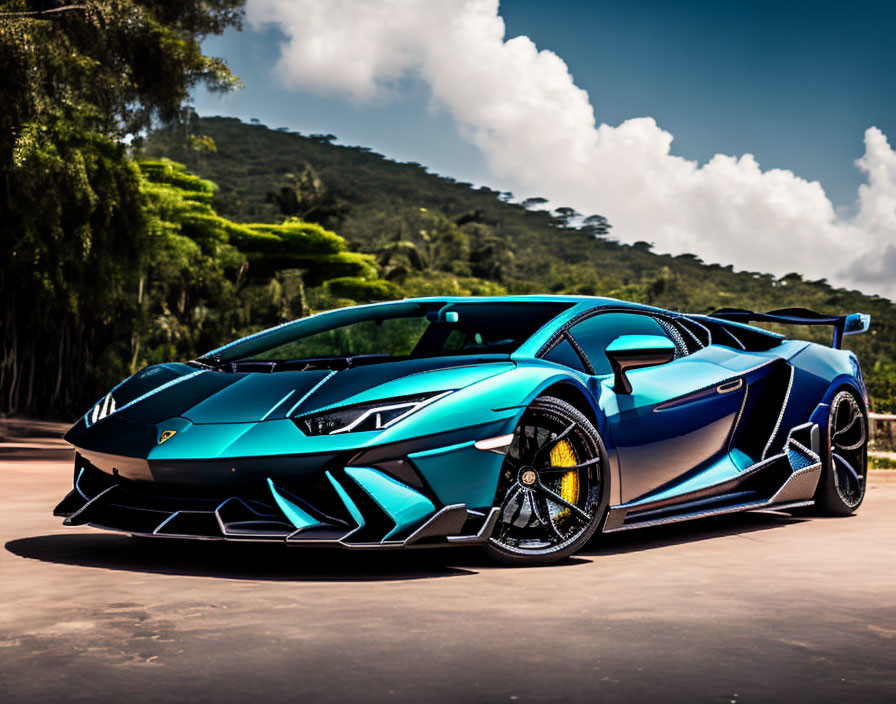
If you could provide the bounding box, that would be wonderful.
[248,0,896,298]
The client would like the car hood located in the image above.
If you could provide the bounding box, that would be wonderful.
[97,356,516,428]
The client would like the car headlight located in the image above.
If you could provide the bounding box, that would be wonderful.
[295,391,452,436]
[84,392,117,427]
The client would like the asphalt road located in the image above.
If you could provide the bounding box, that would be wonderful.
[2,446,895,703]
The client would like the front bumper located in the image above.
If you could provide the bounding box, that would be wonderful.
[55,424,512,548]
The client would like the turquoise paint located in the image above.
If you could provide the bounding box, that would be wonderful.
[183,371,329,424]
[147,420,255,460]
[730,448,754,471]
[408,440,476,458]
[261,389,296,420]
[344,467,435,541]
[372,366,554,445]
[266,478,320,530]
[409,441,504,508]
[216,418,313,457]
[285,370,336,416]
[306,363,514,415]
[606,334,676,352]
[325,471,365,529]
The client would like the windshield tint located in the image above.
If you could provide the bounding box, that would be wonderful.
[203,301,571,366]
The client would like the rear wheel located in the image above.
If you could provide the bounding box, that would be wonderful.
[484,396,608,565]
[814,390,867,515]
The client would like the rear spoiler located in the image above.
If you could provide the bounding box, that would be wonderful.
[709,307,871,349]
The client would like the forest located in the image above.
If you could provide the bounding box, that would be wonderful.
[2,1,895,421]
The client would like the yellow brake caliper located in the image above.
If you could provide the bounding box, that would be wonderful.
[548,439,579,520]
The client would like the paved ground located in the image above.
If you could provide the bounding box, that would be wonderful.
[2,443,895,703]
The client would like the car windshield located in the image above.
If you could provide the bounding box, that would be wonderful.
[200,300,571,369]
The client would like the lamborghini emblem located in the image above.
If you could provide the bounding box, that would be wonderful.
[158,430,177,444]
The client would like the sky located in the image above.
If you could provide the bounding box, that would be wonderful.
[193,0,896,298]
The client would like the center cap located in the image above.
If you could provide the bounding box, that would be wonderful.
[520,469,538,486]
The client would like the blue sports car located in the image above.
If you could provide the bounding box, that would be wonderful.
[56,296,871,564]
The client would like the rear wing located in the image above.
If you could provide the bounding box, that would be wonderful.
[709,307,871,349]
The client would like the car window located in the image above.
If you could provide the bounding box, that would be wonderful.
[542,337,587,373]
[570,312,672,375]
[214,301,572,365]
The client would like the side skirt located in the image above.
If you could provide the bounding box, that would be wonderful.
[603,422,821,533]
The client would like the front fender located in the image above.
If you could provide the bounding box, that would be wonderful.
[372,362,594,445]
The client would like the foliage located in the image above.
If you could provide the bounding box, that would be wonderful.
[869,455,896,470]
[0,1,243,416]
[135,159,388,368]
[145,116,896,411]
[322,277,401,302]
[866,363,896,413]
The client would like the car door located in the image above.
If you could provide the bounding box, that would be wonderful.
[568,312,750,503]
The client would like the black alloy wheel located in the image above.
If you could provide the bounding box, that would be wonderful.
[484,396,608,565]
[815,389,868,515]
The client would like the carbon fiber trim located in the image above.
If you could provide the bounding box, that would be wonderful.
[603,421,821,533]
[55,456,499,549]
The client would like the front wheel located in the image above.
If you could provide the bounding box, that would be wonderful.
[814,389,868,516]
[484,396,609,565]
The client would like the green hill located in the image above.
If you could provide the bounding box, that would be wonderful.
[144,115,896,410]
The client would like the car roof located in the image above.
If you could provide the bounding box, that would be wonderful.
[399,294,639,307]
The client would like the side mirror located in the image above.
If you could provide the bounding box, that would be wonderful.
[605,335,676,394]
[843,313,870,335]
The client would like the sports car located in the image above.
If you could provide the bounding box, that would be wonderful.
[55,296,871,564]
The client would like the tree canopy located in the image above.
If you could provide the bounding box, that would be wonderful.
[0,1,244,415]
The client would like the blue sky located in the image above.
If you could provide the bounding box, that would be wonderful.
[192,0,896,296]
[196,0,895,208]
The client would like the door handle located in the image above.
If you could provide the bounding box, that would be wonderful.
[717,378,743,394]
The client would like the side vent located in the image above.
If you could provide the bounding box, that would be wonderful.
[343,467,436,541]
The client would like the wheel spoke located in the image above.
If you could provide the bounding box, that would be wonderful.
[832,452,862,493]
[833,437,866,452]
[500,484,521,510]
[832,417,866,451]
[832,412,859,441]
[534,482,591,522]
[834,399,854,430]
[530,492,564,541]
[534,422,577,462]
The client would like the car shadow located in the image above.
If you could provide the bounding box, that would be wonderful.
[4,533,493,581]
[6,509,814,581]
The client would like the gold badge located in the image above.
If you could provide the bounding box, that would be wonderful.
[158,430,177,444]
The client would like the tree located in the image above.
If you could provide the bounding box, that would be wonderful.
[0,1,244,417]
[265,163,347,225]
[553,206,580,227]
[581,214,612,238]
[134,159,377,367]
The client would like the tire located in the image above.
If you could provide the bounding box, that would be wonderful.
[483,396,609,565]
[814,389,868,516]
